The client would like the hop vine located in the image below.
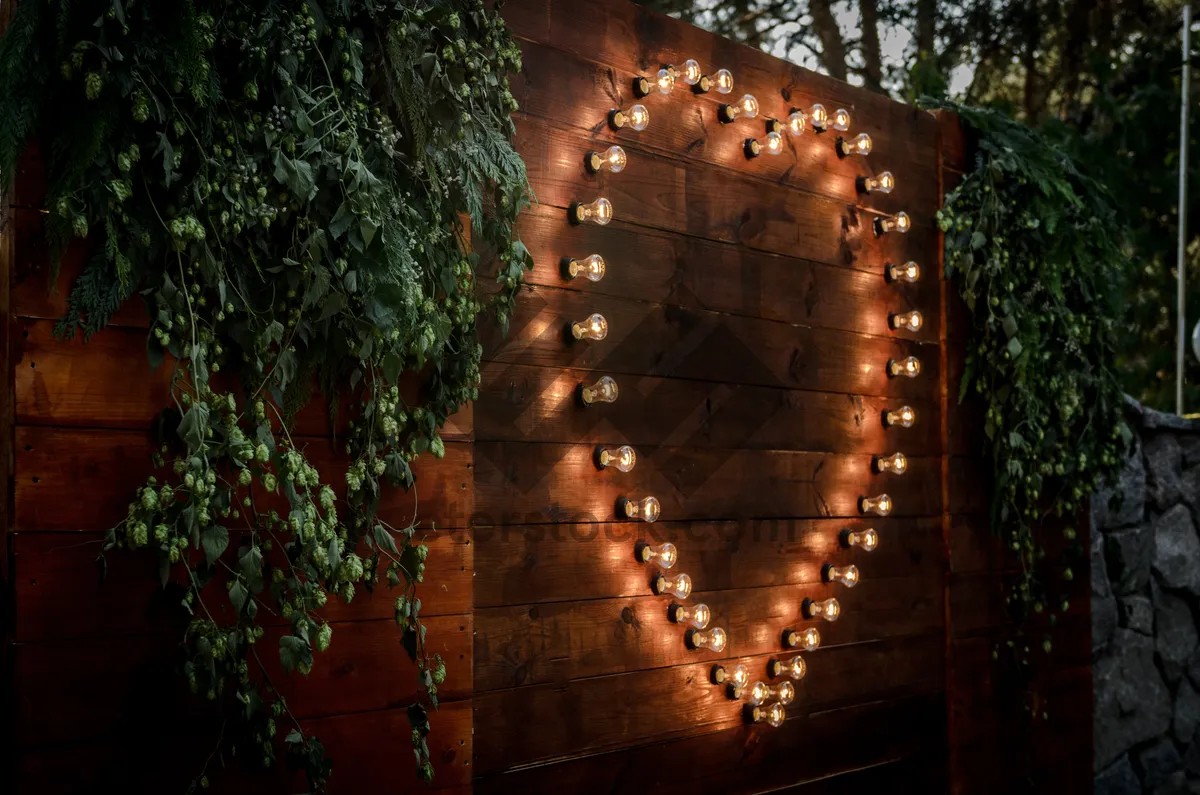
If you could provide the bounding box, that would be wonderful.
[0,0,530,790]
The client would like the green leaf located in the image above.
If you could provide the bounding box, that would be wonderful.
[177,404,209,449]
[1001,316,1019,338]
[230,581,249,614]
[201,525,229,565]
[373,524,398,554]
[970,231,986,249]
[1007,337,1023,358]
[279,634,312,674]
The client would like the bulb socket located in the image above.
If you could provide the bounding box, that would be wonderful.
[608,108,627,131]
[783,629,798,648]
[561,257,580,280]
[632,76,651,98]
[718,104,737,124]
[711,664,727,685]
[802,598,816,619]
[669,603,686,623]
[692,74,712,94]
[855,175,871,194]
[652,573,667,595]
[585,151,604,174]
[744,138,761,159]
[821,564,834,583]
[765,118,783,136]
[568,202,586,225]
[769,658,783,678]
[835,136,850,158]
[727,683,744,700]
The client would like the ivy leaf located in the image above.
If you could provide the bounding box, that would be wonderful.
[279,634,312,674]
[201,525,229,565]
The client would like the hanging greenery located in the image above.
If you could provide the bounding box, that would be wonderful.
[930,100,1131,638]
[0,0,529,789]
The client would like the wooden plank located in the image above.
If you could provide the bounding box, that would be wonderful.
[475,516,943,607]
[474,576,943,690]
[501,0,943,178]
[517,112,939,277]
[472,632,943,773]
[510,35,939,217]
[12,319,473,440]
[476,360,940,455]
[475,695,946,794]
[15,698,473,794]
[481,284,940,400]
[12,614,470,747]
[512,204,938,341]
[13,426,474,532]
[11,528,472,642]
[473,441,942,525]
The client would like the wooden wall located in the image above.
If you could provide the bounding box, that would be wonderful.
[0,0,1092,793]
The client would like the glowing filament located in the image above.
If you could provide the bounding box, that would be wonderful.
[580,375,618,405]
[597,445,637,472]
[786,109,807,136]
[745,131,784,159]
[570,198,613,226]
[655,67,675,94]
[809,103,829,131]
[714,68,734,94]
[876,211,911,235]
[804,597,841,622]
[890,311,923,332]
[687,626,728,652]
[885,406,916,428]
[749,680,796,707]
[654,572,692,599]
[570,313,608,341]
[609,104,650,132]
[843,528,880,551]
[837,132,873,157]
[622,495,662,523]
[719,94,759,124]
[860,493,893,516]
[831,108,851,131]
[861,171,895,194]
[682,59,703,85]
[873,452,908,474]
[824,564,860,588]
[887,261,920,283]
[638,541,678,569]
[769,655,807,680]
[750,702,787,727]
[585,146,627,175]
[670,602,711,629]
[713,662,751,687]
[888,356,921,378]
[784,627,821,651]
[564,254,605,282]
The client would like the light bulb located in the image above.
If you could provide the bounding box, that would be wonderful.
[570,312,608,341]
[804,597,841,622]
[579,375,618,405]
[769,655,807,680]
[596,444,637,472]
[711,662,750,688]
[873,452,908,474]
[653,572,692,598]
[744,131,784,159]
[860,171,895,194]
[887,261,920,283]
[860,493,893,516]
[784,627,821,651]
[670,602,711,629]
[889,311,923,332]
[622,496,662,523]
[831,108,851,131]
[714,68,734,94]
[609,104,650,132]
[887,356,921,378]
[786,109,806,136]
[563,253,606,282]
[837,132,872,157]
[875,211,911,235]
[823,564,860,588]
[570,197,613,226]
[585,146,627,175]
[687,626,727,652]
[843,528,880,551]
[749,680,796,707]
[638,541,678,569]
[809,103,829,131]
[682,59,703,86]
[749,702,787,727]
[884,406,916,428]
[719,94,759,123]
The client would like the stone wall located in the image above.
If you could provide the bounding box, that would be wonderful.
[1094,397,1200,795]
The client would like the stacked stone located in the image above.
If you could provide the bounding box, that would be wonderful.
[1095,398,1200,795]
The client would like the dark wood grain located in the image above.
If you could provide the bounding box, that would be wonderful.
[474,576,943,690]
[472,632,943,773]
[511,204,939,340]
[473,440,942,524]
[481,284,941,400]
[475,694,946,795]
[13,426,474,532]
[474,516,942,607]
